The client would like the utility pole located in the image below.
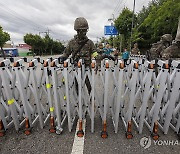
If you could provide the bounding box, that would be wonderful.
[108,14,115,48]
[130,0,136,51]
[47,28,51,36]
[39,31,47,36]
[112,14,115,48]
[112,14,115,22]
[39,28,50,36]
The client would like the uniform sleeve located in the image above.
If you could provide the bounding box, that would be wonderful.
[161,47,171,60]
[90,41,96,54]
[91,41,103,60]
[62,40,72,58]
[90,40,97,57]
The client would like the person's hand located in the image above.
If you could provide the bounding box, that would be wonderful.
[102,54,115,61]
[109,55,115,61]
[58,56,67,64]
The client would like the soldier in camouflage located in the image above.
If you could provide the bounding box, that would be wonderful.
[60,17,108,94]
[131,43,140,55]
[149,34,172,60]
[60,17,96,67]
[93,43,104,72]
[60,17,115,94]
[97,43,104,55]
[60,17,115,65]
[162,19,180,59]
[59,17,95,94]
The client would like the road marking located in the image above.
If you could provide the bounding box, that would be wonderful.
[71,119,86,154]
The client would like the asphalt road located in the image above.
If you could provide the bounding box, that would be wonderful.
[0,115,179,154]
[0,56,180,154]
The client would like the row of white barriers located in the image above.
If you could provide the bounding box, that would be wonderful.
[0,56,179,140]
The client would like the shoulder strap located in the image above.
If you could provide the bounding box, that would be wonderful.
[74,39,89,56]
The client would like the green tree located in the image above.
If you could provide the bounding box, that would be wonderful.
[134,0,180,50]
[33,34,44,56]
[44,35,54,55]
[114,7,137,48]
[0,26,10,59]
[24,33,65,56]
[24,34,46,56]
[52,41,65,54]
[113,34,125,52]
[150,0,180,38]
[24,33,36,56]
[108,36,114,47]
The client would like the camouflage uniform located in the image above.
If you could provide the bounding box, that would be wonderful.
[63,35,95,67]
[61,17,114,66]
[61,17,97,94]
[162,41,180,59]
[162,19,180,59]
[94,43,104,72]
[60,17,115,94]
[149,34,172,60]
[61,17,96,67]
[131,43,140,55]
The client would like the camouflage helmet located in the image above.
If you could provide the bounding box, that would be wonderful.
[98,43,103,46]
[161,34,173,42]
[74,17,89,31]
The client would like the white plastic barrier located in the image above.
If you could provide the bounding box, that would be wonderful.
[0,57,179,140]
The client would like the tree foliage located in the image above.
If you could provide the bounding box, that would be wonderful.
[136,0,180,49]
[24,33,65,56]
[114,7,137,48]
[111,0,180,52]
[0,26,10,47]
[0,26,10,58]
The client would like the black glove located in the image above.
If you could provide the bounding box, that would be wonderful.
[102,54,115,61]
[108,55,115,61]
[58,56,67,64]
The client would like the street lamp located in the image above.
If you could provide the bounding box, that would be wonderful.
[130,0,136,51]
[108,14,115,47]
[108,14,115,25]
[39,31,48,36]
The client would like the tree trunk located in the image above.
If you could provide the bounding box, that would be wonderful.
[0,46,6,59]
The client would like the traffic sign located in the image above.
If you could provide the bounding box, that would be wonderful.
[104,25,118,35]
